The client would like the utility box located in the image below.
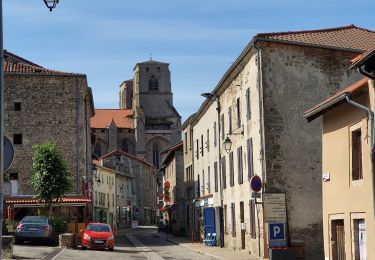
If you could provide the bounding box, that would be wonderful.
[269,248,295,260]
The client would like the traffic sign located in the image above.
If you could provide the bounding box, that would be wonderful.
[268,222,287,247]
[4,137,14,173]
[250,175,262,192]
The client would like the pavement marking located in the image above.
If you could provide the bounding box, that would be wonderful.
[126,234,164,260]
[43,247,64,260]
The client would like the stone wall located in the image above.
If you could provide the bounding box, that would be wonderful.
[5,74,92,194]
[260,41,363,259]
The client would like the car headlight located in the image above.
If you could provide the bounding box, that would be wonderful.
[108,235,114,240]
[83,233,90,240]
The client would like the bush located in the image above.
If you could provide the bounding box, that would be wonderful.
[49,215,67,234]
[4,219,18,234]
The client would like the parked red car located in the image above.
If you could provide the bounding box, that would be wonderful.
[81,223,114,251]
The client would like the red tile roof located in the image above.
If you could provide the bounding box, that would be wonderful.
[256,25,375,51]
[5,195,91,204]
[349,45,375,70]
[90,109,134,129]
[4,60,85,76]
[99,149,155,169]
[304,78,368,122]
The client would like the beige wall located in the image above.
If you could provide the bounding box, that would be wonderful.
[322,86,375,259]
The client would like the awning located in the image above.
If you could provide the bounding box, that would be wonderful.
[5,195,91,206]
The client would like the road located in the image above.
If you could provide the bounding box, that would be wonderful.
[12,227,212,260]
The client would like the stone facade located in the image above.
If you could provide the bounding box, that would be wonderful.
[4,52,94,196]
[160,142,185,236]
[100,150,158,225]
[92,60,182,170]
[185,26,374,259]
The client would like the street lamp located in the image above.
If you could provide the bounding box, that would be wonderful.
[223,135,232,153]
[92,165,101,186]
[43,0,59,11]
[0,0,60,257]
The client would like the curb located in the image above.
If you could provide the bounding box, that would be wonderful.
[164,237,224,260]
[46,248,64,260]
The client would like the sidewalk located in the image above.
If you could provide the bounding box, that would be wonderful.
[155,232,260,260]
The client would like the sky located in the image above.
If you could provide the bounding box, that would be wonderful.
[3,0,375,121]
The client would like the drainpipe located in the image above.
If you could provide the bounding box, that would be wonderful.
[345,94,375,219]
[253,42,265,258]
[356,67,375,219]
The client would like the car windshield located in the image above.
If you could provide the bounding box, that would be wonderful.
[21,217,47,224]
[86,224,110,232]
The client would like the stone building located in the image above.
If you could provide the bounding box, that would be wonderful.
[91,60,182,169]
[99,149,158,225]
[160,142,185,236]
[3,50,94,224]
[185,25,375,259]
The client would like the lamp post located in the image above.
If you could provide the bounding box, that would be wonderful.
[201,92,224,248]
[0,2,59,256]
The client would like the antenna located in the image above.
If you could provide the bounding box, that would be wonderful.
[150,53,153,61]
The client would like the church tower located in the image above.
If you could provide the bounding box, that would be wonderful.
[131,60,181,167]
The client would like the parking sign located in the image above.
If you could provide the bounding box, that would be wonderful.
[268,222,287,247]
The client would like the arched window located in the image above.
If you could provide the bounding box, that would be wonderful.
[152,143,160,168]
[94,143,102,157]
[122,138,129,153]
[148,75,159,91]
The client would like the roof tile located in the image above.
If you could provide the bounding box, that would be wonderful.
[91,109,134,129]
[256,25,375,51]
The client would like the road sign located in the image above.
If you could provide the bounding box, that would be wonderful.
[4,137,14,173]
[268,222,287,247]
[250,175,262,192]
[263,193,287,223]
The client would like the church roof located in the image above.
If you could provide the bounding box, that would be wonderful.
[255,24,375,52]
[90,109,134,129]
[99,149,155,169]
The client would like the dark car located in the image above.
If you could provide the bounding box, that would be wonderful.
[15,216,53,244]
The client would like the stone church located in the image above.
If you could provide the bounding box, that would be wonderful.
[91,60,181,168]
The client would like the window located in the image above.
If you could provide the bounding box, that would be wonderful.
[249,200,256,239]
[237,146,243,184]
[146,67,149,72]
[94,143,102,157]
[200,135,204,156]
[122,138,129,152]
[190,130,193,150]
[112,194,114,207]
[206,129,210,152]
[214,161,218,192]
[236,98,241,128]
[14,102,21,111]
[13,134,22,145]
[221,114,225,140]
[107,194,109,207]
[214,122,217,147]
[207,166,211,194]
[352,129,363,180]
[95,191,98,205]
[224,205,228,234]
[222,157,227,189]
[184,132,188,153]
[246,88,251,120]
[229,151,234,187]
[353,218,365,260]
[196,139,199,159]
[148,75,159,91]
[152,143,160,168]
[202,170,205,196]
[231,203,236,237]
[247,138,254,180]
[228,106,232,134]
[197,174,200,197]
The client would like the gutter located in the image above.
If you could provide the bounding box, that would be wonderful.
[356,66,375,219]
[303,94,348,122]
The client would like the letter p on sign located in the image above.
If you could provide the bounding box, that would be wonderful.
[268,223,285,240]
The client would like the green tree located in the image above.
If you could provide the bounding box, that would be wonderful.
[31,143,72,215]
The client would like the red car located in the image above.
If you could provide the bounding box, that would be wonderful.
[81,223,114,251]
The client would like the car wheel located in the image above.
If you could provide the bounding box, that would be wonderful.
[109,247,114,252]
[81,246,86,250]
[15,238,23,244]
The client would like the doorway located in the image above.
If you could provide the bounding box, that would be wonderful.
[331,219,345,260]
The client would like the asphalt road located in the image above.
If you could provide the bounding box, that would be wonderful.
[12,227,212,260]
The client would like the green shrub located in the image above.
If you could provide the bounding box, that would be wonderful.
[4,219,18,234]
[49,215,67,234]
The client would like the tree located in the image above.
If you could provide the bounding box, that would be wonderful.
[31,143,72,214]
